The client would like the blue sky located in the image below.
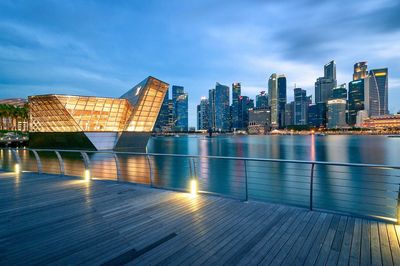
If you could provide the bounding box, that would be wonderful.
[0,0,399,127]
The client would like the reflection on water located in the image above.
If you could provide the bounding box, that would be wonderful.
[1,135,400,221]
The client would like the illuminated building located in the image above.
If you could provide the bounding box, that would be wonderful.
[353,62,368,80]
[197,97,209,130]
[348,79,365,126]
[268,74,286,128]
[215,82,230,131]
[362,114,400,129]
[294,88,310,125]
[248,107,271,134]
[256,91,268,109]
[327,99,347,129]
[331,84,347,100]
[238,96,254,130]
[231,82,241,129]
[365,68,388,116]
[308,103,327,128]
[29,76,169,151]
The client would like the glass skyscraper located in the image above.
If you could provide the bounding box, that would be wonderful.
[315,60,337,103]
[175,93,188,131]
[268,74,286,128]
[197,97,209,130]
[331,84,347,100]
[231,82,241,129]
[215,82,230,131]
[327,99,347,129]
[353,62,368,80]
[154,88,170,132]
[256,91,268,109]
[208,88,216,130]
[348,79,365,125]
[238,96,254,130]
[365,68,389,117]
[294,88,309,125]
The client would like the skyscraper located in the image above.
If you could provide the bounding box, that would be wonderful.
[308,103,327,128]
[327,99,347,129]
[172,85,184,106]
[215,82,230,131]
[268,73,286,128]
[256,91,268,109]
[197,97,209,130]
[315,60,337,103]
[231,82,241,129]
[348,79,365,126]
[208,88,216,130]
[365,68,389,116]
[294,88,309,125]
[238,96,254,130]
[353,62,368,80]
[175,93,188,131]
[331,84,347,100]
[285,102,294,126]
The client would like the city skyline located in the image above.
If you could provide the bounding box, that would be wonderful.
[0,0,399,127]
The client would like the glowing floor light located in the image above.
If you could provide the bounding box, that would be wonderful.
[84,169,91,181]
[190,179,198,196]
[15,163,20,174]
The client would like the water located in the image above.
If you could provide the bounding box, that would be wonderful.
[2,135,400,221]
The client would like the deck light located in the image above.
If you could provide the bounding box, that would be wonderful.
[190,179,198,196]
[15,163,20,174]
[84,169,91,181]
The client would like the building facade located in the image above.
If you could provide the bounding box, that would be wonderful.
[315,61,337,103]
[365,68,389,117]
[238,96,254,130]
[308,103,327,128]
[197,97,209,130]
[248,107,271,134]
[175,93,188,131]
[231,82,241,129]
[154,88,170,132]
[268,73,286,128]
[29,76,169,151]
[327,99,347,129]
[215,83,230,131]
[294,88,309,125]
[348,79,365,126]
[284,102,294,127]
[256,91,268,109]
[331,84,347,100]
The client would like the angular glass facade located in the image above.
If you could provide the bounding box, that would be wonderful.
[29,76,169,150]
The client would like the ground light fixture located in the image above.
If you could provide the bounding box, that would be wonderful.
[84,169,91,181]
[190,179,198,196]
[15,163,20,174]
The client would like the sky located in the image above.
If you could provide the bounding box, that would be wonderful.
[0,0,399,127]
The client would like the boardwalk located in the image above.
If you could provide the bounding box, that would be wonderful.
[1,172,400,265]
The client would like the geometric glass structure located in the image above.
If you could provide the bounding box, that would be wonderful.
[28,76,169,151]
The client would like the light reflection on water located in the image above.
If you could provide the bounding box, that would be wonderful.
[1,135,400,220]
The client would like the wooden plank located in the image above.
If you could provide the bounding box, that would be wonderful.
[337,217,355,266]
[325,215,348,266]
[387,224,400,266]
[379,222,394,266]
[361,219,371,266]
[349,218,362,266]
[371,221,383,266]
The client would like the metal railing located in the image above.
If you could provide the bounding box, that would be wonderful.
[1,148,400,223]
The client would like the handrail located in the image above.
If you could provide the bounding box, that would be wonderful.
[9,147,400,170]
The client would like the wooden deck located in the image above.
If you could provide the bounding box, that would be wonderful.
[1,172,400,265]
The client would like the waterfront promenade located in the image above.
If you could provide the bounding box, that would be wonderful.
[1,171,400,265]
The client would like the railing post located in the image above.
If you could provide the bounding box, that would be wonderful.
[31,149,42,174]
[397,184,400,224]
[114,153,121,182]
[146,154,153,187]
[54,151,65,175]
[244,160,248,202]
[310,163,315,211]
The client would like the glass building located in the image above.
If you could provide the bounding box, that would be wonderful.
[238,96,254,130]
[215,82,230,131]
[231,82,241,129]
[197,97,209,130]
[315,60,337,103]
[294,88,309,125]
[365,68,389,117]
[29,76,169,151]
[308,103,327,128]
[353,62,368,81]
[256,91,268,109]
[268,73,286,128]
[154,88,170,132]
[331,84,347,100]
[327,99,347,129]
[175,93,188,131]
[348,79,365,126]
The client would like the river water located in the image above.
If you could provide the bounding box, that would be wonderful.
[1,135,400,221]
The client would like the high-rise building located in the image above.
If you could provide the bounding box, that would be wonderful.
[284,102,294,126]
[315,60,337,103]
[365,68,389,117]
[208,88,216,130]
[238,96,254,130]
[353,62,368,81]
[171,85,188,132]
[331,84,347,100]
[256,91,268,109]
[154,88,170,132]
[175,93,188,131]
[294,88,310,125]
[231,82,241,129]
[197,97,209,130]
[268,73,286,128]
[348,79,365,126]
[327,99,347,129]
[215,82,230,131]
[308,103,327,128]
[248,107,271,134]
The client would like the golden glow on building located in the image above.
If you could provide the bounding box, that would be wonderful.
[29,76,168,133]
[362,115,400,129]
